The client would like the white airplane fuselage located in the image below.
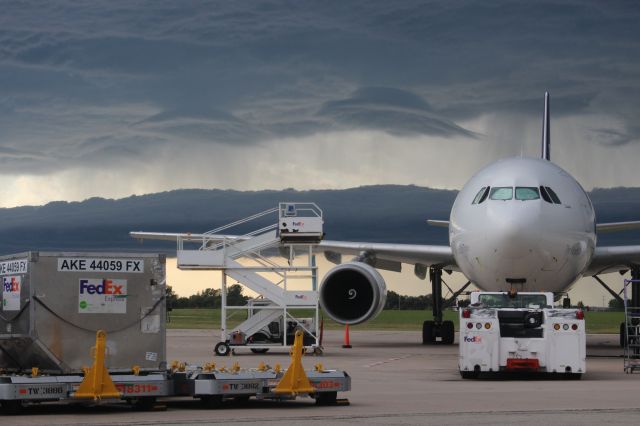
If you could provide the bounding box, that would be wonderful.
[449,157,596,293]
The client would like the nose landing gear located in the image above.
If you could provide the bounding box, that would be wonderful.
[422,267,468,345]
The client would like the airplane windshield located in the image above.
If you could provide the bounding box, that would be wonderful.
[477,294,549,309]
[472,187,487,204]
[515,187,540,201]
[490,187,513,200]
[472,187,490,204]
[545,187,562,204]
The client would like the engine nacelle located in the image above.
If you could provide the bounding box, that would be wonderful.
[319,262,387,325]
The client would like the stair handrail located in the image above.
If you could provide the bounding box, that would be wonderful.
[203,207,279,236]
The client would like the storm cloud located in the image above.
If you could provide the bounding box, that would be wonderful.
[0,1,639,206]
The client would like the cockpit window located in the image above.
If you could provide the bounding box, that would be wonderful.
[515,187,540,201]
[472,186,490,204]
[539,186,552,203]
[478,187,490,204]
[472,187,487,204]
[489,187,513,200]
[545,187,562,204]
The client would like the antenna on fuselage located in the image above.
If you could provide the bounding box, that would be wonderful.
[541,92,550,161]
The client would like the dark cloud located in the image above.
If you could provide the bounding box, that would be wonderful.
[318,87,477,138]
[0,0,638,195]
[588,128,638,147]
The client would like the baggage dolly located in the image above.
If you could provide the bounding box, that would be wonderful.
[0,331,350,413]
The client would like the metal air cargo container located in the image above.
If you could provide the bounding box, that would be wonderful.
[0,252,166,374]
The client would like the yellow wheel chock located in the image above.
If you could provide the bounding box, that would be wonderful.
[274,330,314,395]
[74,330,121,400]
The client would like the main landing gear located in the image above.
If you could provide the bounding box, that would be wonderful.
[422,267,462,345]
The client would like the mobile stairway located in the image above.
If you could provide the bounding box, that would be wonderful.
[623,278,640,373]
[176,203,324,355]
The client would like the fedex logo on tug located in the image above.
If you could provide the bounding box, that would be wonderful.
[80,279,124,295]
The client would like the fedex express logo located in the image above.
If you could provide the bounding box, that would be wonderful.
[464,336,482,343]
[2,276,21,311]
[78,278,127,314]
[292,221,304,227]
[3,277,19,293]
[80,279,124,295]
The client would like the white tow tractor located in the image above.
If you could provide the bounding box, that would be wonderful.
[459,291,585,379]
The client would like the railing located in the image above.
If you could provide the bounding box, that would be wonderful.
[622,278,640,373]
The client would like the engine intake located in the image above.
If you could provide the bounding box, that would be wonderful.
[319,262,387,325]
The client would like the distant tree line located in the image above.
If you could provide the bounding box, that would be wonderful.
[166,285,249,309]
[385,290,436,310]
[166,287,628,311]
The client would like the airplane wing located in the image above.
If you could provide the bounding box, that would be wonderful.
[584,245,640,275]
[130,231,246,242]
[316,240,457,272]
[596,221,640,233]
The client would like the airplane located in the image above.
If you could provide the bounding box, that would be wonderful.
[131,93,640,346]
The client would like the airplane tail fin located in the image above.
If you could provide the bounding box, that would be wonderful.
[541,92,550,161]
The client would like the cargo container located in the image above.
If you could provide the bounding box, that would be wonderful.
[0,252,166,374]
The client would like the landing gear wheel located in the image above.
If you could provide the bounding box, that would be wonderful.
[214,342,231,356]
[422,320,435,344]
[441,320,455,345]
[249,332,270,354]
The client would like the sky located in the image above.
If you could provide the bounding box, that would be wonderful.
[1,1,640,208]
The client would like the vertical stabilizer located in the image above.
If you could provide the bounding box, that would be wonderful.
[541,92,550,160]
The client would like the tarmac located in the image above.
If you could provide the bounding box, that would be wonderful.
[5,329,640,425]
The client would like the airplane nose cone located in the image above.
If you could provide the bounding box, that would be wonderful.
[488,205,540,260]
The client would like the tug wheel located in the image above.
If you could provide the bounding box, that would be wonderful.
[214,342,231,356]
[565,373,582,380]
[460,370,479,379]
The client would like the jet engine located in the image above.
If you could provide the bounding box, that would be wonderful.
[319,262,387,325]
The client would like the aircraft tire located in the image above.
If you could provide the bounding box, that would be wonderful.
[422,320,435,344]
[442,320,455,345]
[620,322,626,348]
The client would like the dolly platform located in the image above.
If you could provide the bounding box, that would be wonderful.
[0,331,350,413]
